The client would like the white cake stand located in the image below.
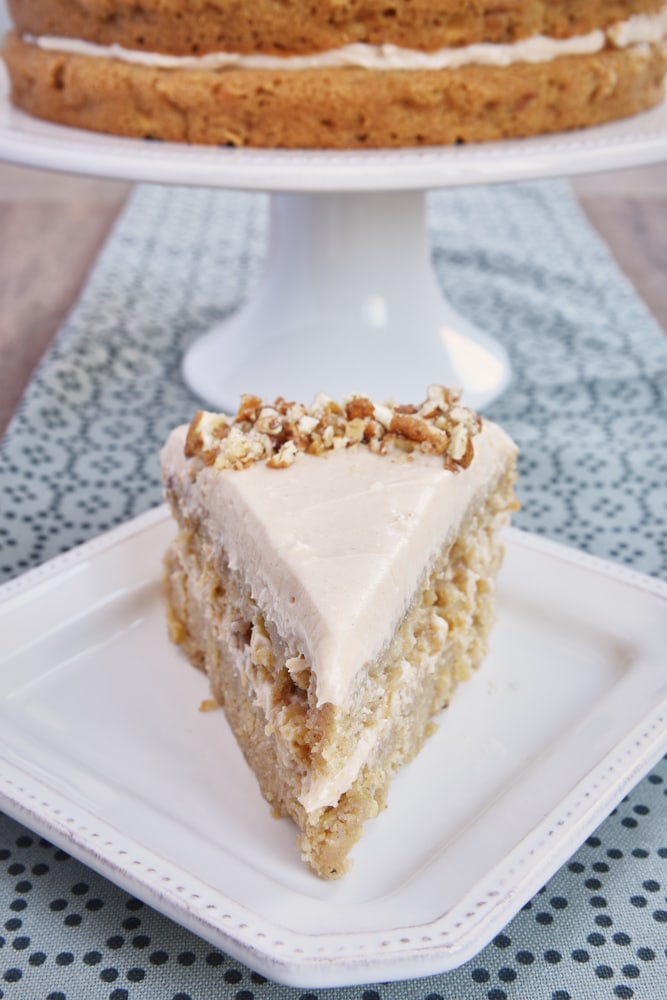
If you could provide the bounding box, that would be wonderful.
[1,62,666,411]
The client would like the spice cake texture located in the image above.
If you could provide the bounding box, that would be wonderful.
[160,387,518,877]
[2,1,666,147]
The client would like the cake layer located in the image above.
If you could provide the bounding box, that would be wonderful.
[20,8,667,71]
[4,32,665,148]
[7,0,663,56]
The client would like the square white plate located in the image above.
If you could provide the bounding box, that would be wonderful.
[1,507,666,987]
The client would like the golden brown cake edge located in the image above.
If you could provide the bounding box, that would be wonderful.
[3,32,666,149]
[7,0,664,56]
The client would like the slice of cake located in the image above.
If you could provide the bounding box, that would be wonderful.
[161,386,518,878]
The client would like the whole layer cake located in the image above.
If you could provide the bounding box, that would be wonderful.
[160,387,518,877]
[3,1,667,147]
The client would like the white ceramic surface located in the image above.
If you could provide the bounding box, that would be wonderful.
[180,190,511,410]
[1,508,666,987]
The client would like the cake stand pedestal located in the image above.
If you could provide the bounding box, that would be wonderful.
[182,190,510,409]
[2,64,666,410]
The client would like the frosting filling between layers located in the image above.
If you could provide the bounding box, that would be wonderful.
[161,419,516,710]
[23,7,667,71]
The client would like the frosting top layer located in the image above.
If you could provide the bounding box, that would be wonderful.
[162,414,516,707]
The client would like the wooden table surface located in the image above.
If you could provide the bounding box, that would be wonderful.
[1,161,665,440]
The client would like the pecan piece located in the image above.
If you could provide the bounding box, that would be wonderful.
[389,413,449,453]
[345,396,374,420]
[184,410,205,457]
[236,393,263,423]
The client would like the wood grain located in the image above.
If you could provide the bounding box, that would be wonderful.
[0,196,127,433]
[577,194,667,331]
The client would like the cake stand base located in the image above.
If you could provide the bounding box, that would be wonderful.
[181,190,511,411]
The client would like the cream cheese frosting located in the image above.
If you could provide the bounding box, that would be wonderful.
[24,6,667,72]
[161,418,516,710]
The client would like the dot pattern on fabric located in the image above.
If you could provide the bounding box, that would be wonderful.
[1,182,667,999]
[1,784,666,1000]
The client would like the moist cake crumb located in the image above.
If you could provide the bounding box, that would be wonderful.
[161,386,519,877]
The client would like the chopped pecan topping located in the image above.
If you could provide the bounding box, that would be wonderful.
[235,393,263,423]
[183,386,481,472]
[345,396,374,420]
[389,413,450,453]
